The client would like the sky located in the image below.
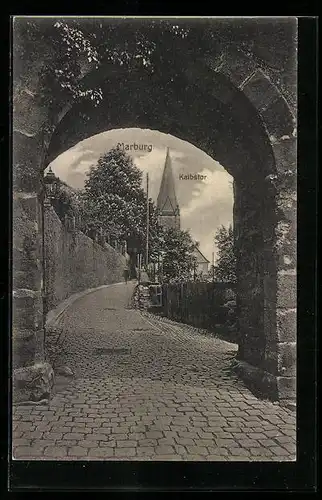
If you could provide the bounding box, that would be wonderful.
[48,128,233,262]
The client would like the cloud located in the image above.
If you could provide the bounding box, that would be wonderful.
[48,129,234,261]
[49,147,99,188]
[180,168,233,261]
[181,168,233,217]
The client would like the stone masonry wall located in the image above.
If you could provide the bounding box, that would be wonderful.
[12,195,43,369]
[44,205,127,312]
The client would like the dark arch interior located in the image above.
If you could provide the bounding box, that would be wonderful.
[45,68,278,373]
[46,70,276,178]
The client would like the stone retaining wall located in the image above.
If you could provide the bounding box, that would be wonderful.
[44,205,127,312]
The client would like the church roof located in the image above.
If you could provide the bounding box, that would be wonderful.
[157,148,179,215]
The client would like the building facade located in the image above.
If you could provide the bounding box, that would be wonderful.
[193,247,210,275]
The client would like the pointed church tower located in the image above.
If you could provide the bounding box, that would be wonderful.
[157,148,180,230]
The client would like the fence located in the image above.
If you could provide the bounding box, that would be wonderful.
[161,282,237,342]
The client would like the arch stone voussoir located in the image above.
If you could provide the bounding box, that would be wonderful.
[241,70,295,141]
[241,69,282,112]
[214,49,296,144]
[208,47,258,90]
[261,94,296,141]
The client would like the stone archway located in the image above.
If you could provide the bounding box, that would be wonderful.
[12,23,296,404]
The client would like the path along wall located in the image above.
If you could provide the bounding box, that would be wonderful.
[161,282,237,343]
[44,204,127,312]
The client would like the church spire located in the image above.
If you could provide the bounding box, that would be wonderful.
[157,148,180,230]
[157,148,179,215]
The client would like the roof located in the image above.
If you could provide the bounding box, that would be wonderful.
[193,246,210,263]
[157,148,179,215]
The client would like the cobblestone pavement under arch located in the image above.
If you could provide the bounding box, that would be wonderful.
[12,282,296,461]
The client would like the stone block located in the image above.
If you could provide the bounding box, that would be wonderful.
[13,269,39,290]
[272,137,297,174]
[233,360,278,401]
[277,342,296,377]
[12,247,24,269]
[13,91,48,137]
[263,347,278,376]
[212,49,257,89]
[276,376,296,400]
[67,446,89,457]
[12,328,36,368]
[276,274,297,309]
[276,308,296,342]
[277,253,296,273]
[14,250,39,271]
[276,211,296,243]
[13,362,54,403]
[43,446,68,458]
[242,69,281,113]
[114,447,136,457]
[261,96,295,141]
[21,232,39,259]
[12,294,36,329]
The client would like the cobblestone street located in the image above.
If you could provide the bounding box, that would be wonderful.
[12,282,296,461]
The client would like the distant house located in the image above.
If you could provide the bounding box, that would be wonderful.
[193,247,209,275]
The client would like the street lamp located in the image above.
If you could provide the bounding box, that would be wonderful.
[43,166,60,202]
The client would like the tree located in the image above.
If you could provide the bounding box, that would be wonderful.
[213,224,236,283]
[13,18,192,114]
[81,147,162,253]
[159,227,198,283]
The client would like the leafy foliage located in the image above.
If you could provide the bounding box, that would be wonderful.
[213,224,236,283]
[13,18,103,107]
[159,227,198,283]
[13,18,193,112]
[81,147,163,253]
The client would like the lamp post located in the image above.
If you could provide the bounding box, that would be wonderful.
[42,166,60,353]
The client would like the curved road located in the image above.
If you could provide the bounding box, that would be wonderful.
[13,282,296,461]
